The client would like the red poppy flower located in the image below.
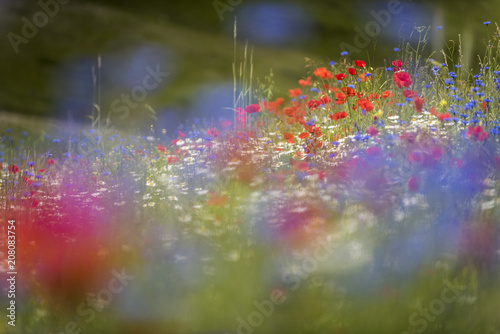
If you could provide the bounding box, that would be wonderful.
[47,158,55,165]
[168,156,180,163]
[9,165,19,174]
[178,130,186,138]
[481,101,488,112]
[355,60,366,68]
[403,90,418,98]
[298,132,310,139]
[413,96,425,113]
[335,73,346,81]
[330,111,348,121]
[382,90,392,98]
[221,120,232,127]
[299,76,312,86]
[283,132,295,143]
[308,99,321,110]
[319,96,331,104]
[467,126,488,141]
[359,73,372,82]
[157,144,166,152]
[245,104,261,114]
[357,98,374,112]
[393,71,412,88]
[289,88,302,97]
[392,60,405,71]
[437,113,450,122]
[283,107,295,117]
[290,158,309,172]
[335,92,347,104]
[342,86,356,97]
[429,107,450,122]
[313,67,333,80]
[264,98,284,113]
[348,68,357,75]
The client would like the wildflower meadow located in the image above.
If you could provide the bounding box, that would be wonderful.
[1,20,500,334]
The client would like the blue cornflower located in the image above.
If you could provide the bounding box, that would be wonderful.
[330,61,336,66]
[484,21,491,25]
[394,47,400,52]
[340,51,348,56]
[436,26,443,30]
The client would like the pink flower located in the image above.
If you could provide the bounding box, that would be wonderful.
[366,146,382,157]
[407,176,420,192]
[245,104,261,114]
[207,128,218,137]
[366,125,379,137]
